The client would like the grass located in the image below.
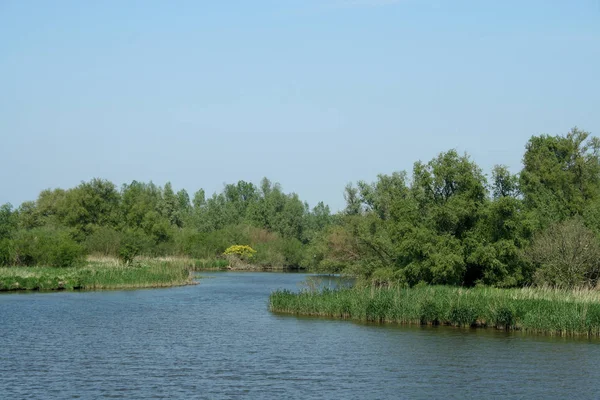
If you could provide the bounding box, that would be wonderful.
[191,258,230,271]
[269,285,600,337]
[0,258,196,291]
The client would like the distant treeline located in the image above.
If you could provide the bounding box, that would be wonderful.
[2,127,600,288]
[0,177,332,270]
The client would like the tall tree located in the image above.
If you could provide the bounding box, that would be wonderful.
[61,178,121,238]
[520,127,600,227]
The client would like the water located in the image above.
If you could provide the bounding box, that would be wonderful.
[1,272,599,399]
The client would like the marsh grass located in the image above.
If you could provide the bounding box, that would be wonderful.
[269,285,600,337]
[191,258,230,270]
[0,258,195,291]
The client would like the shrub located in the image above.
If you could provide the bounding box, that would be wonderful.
[224,245,256,260]
[85,226,123,256]
[118,230,152,265]
[0,238,15,266]
[526,218,600,288]
[12,227,84,267]
[223,245,257,268]
[253,243,285,268]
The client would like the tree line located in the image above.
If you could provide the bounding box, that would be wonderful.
[0,177,332,269]
[1,127,600,288]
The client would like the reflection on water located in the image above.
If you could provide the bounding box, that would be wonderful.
[1,272,598,399]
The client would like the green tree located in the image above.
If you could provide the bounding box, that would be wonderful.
[521,127,600,228]
[16,201,42,229]
[160,182,181,227]
[0,203,17,240]
[62,178,121,239]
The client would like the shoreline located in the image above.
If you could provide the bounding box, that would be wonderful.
[0,260,197,292]
[269,285,600,337]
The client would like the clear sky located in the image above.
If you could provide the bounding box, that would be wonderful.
[1,0,599,211]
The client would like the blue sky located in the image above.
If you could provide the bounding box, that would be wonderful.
[1,0,599,211]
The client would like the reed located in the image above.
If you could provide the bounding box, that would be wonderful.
[191,258,230,271]
[0,259,195,291]
[269,285,600,337]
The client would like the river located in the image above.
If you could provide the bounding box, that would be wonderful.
[1,272,599,399]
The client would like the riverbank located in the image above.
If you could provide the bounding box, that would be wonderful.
[190,257,304,272]
[269,285,600,337]
[0,258,195,291]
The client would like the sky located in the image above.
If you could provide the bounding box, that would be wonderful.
[1,0,599,211]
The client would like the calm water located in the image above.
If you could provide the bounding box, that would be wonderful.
[1,272,599,399]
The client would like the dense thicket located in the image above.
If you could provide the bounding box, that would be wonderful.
[0,177,331,268]
[2,127,599,288]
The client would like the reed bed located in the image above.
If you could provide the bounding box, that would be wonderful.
[191,258,230,270]
[269,285,600,337]
[0,260,195,291]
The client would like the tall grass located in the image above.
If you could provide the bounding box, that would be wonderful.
[269,285,600,337]
[191,258,230,271]
[0,259,195,291]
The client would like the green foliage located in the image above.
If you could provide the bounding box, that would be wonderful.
[85,226,123,256]
[0,238,15,266]
[62,178,121,239]
[0,203,17,240]
[6,126,600,289]
[520,127,600,228]
[11,227,84,268]
[118,230,152,265]
[306,128,600,289]
[527,218,600,287]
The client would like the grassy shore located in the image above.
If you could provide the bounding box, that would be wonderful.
[270,285,600,337]
[0,257,196,291]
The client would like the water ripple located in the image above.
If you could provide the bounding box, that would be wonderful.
[1,272,599,399]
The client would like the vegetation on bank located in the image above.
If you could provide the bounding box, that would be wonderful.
[270,285,600,337]
[191,258,230,271]
[1,127,600,289]
[0,258,195,291]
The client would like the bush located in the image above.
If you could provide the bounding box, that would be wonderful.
[253,242,285,268]
[0,238,15,266]
[118,229,153,265]
[12,227,84,267]
[85,226,123,256]
[273,238,305,267]
[224,245,256,260]
[526,218,600,288]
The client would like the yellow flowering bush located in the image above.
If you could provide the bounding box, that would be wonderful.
[223,245,257,261]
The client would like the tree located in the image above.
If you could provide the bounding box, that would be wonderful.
[526,218,600,287]
[520,127,600,228]
[492,165,520,200]
[466,165,531,287]
[160,182,181,227]
[62,178,121,238]
[17,201,42,229]
[0,203,17,240]
[343,183,362,216]
[412,150,487,238]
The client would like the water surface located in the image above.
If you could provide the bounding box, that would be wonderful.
[1,272,598,399]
